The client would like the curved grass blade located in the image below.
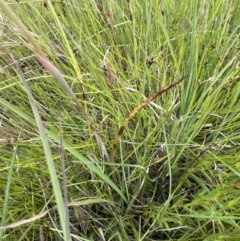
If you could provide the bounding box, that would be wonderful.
[0,198,112,230]
[35,53,110,160]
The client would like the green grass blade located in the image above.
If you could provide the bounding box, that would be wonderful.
[15,63,71,241]
[0,131,21,240]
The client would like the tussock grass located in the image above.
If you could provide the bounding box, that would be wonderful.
[0,0,240,240]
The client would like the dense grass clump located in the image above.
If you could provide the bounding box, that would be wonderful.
[0,0,240,240]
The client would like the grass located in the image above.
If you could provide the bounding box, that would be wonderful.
[0,0,240,240]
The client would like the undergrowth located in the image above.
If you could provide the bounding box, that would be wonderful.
[0,0,240,240]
